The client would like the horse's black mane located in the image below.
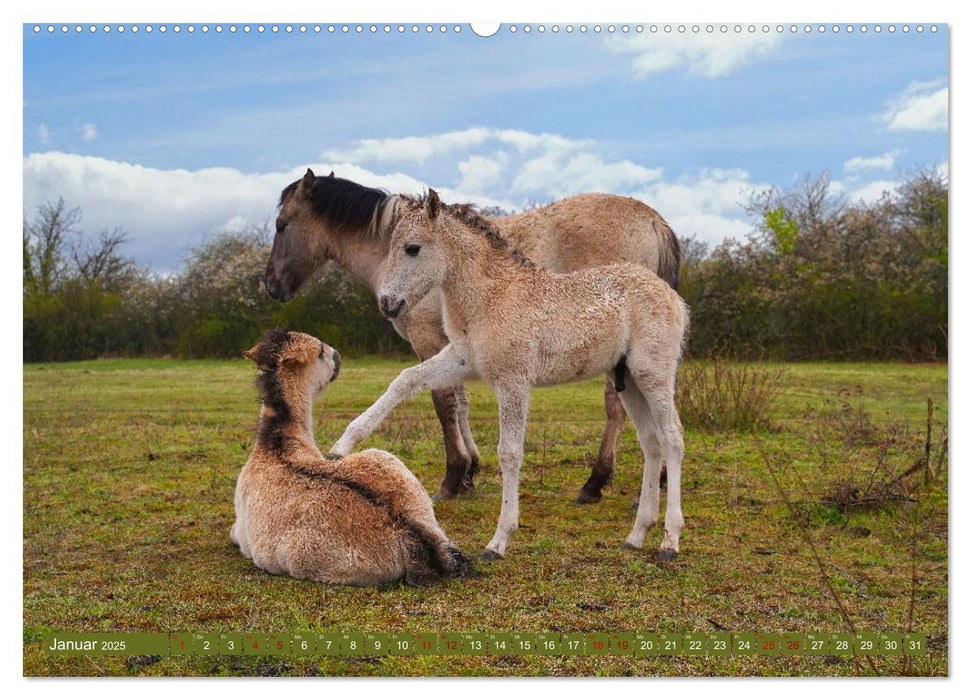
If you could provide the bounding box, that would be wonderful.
[280,175,391,231]
[408,194,536,269]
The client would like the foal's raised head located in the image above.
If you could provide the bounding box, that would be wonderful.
[244,328,342,402]
[378,189,448,319]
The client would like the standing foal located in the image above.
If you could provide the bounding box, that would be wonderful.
[331,191,689,562]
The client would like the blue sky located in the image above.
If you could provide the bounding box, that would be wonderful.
[23,23,949,271]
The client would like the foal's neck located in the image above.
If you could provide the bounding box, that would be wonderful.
[256,390,321,460]
[440,219,536,317]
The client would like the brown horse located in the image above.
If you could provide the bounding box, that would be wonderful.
[266,169,680,502]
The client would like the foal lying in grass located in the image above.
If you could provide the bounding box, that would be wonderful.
[331,191,689,562]
[231,329,471,586]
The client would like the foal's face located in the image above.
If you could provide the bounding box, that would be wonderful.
[378,193,448,320]
[245,330,342,398]
[266,169,326,302]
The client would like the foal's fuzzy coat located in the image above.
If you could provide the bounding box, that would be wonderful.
[332,192,689,561]
[231,329,471,586]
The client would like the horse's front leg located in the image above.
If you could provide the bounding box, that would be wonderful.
[482,383,531,560]
[330,346,470,456]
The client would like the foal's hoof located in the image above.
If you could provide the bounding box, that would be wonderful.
[575,488,603,505]
[432,490,457,502]
[621,541,640,551]
[657,548,678,562]
[480,549,503,561]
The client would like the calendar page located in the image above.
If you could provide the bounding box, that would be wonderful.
[21,8,949,680]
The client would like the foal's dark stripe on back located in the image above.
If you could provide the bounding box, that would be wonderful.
[283,462,449,576]
[281,175,390,232]
[614,356,627,393]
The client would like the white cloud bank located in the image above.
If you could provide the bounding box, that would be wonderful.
[883,80,948,131]
[41,128,904,271]
[607,32,784,78]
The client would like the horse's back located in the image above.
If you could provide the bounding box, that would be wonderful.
[494,193,677,282]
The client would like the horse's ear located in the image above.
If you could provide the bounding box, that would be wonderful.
[328,171,335,178]
[243,345,259,363]
[299,168,316,199]
[426,188,441,219]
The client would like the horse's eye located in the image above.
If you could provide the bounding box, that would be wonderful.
[276,219,286,234]
[404,244,421,257]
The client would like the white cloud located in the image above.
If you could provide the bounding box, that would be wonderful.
[607,32,784,79]
[323,127,592,164]
[844,150,901,172]
[512,152,662,198]
[883,80,948,131]
[630,168,767,246]
[81,123,98,141]
[848,180,898,204]
[456,152,509,193]
[37,124,50,145]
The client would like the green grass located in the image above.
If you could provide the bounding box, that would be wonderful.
[23,358,948,677]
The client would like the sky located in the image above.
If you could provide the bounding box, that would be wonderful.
[22,22,949,272]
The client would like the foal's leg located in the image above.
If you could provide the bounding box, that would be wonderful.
[330,347,471,456]
[624,378,685,560]
[576,376,627,504]
[615,386,664,549]
[482,383,531,560]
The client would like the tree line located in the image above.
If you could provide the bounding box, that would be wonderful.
[23,170,947,363]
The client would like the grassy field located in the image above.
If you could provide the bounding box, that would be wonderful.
[23,357,948,677]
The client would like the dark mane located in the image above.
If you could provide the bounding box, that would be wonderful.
[251,328,293,454]
[408,194,536,268]
[280,175,391,232]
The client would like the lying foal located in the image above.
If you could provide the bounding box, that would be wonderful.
[231,329,471,586]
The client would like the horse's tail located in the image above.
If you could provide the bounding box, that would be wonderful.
[656,219,682,292]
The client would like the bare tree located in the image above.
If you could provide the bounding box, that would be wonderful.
[71,227,136,292]
[24,197,81,295]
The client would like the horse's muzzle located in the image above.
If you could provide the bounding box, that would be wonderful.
[264,275,289,302]
[379,295,405,319]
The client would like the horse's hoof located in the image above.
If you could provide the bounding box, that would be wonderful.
[575,489,603,505]
[657,548,678,562]
[432,490,458,502]
[480,549,503,561]
[621,541,640,551]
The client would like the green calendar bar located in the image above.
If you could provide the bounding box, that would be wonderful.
[38,630,931,657]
